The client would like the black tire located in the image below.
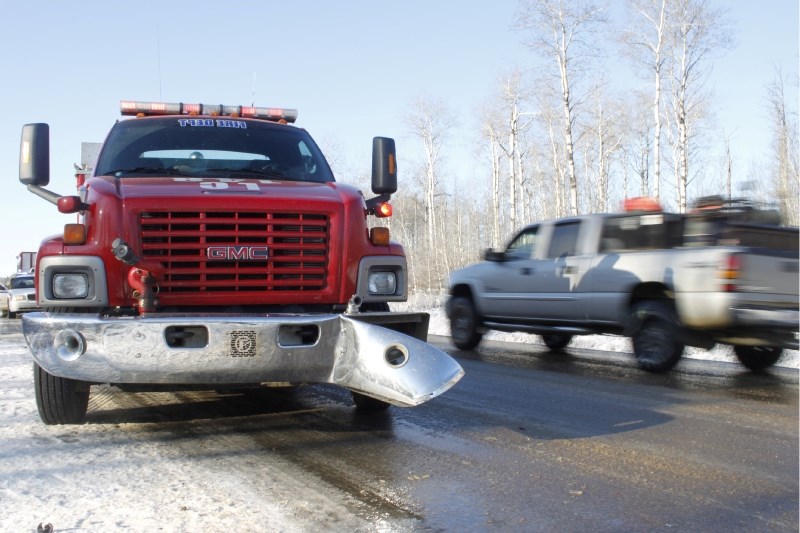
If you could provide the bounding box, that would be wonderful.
[733,345,783,371]
[448,296,483,350]
[351,391,391,412]
[542,333,573,351]
[34,362,90,424]
[630,301,684,373]
[8,311,16,319]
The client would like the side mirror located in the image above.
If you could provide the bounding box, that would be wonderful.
[371,137,397,195]
[484,249,506,262]
[20,123,50,186]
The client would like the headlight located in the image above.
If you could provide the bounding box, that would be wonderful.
[13,294,27,301]
[368,271,396,295]
[52,273,89,299]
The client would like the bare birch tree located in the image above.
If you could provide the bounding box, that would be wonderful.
[585,80,624,212]
[405,96,457,286]
[623,0,669,200]
[766,68,800,225]
[517,0,606,216]
[479,107,506,247]
[666,0,732,212]
[493,69,536,230]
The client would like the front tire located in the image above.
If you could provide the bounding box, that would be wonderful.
[34,363,90,424]
[630,301,684,373]
[542,333,573,351]
[448,296,483,350]
[734,345,783,371]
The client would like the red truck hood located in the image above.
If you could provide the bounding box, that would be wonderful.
[107,176,352,202]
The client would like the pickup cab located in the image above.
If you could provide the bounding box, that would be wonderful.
[447,200,799,372]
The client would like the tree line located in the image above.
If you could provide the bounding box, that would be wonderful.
[332,0,798,294]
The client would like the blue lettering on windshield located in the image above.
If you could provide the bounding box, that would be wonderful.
[216,119,247,129]
[176,119,246,128]
[178,119,214,127]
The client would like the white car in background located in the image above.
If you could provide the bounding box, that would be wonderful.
[0,283,8,317]
[7,274,38,318]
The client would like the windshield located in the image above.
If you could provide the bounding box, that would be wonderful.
[11,277,34,290]
[95,117,335,183]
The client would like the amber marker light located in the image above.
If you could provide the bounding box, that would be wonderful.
[370,227,390,246]
[64,224,87,245]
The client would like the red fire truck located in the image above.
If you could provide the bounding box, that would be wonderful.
[19,101,463,424]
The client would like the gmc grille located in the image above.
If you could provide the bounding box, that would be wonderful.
[139,211,329,294]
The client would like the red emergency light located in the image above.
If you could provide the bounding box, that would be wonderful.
[119,100,298,123]
[623,197,662,212]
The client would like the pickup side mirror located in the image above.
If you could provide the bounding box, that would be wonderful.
[484,249,506,262]
[371,137,397,195]
[20,123,50,186]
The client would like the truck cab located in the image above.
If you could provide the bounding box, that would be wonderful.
[19,101,463,424]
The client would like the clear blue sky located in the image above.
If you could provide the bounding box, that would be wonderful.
[1,0,797,276]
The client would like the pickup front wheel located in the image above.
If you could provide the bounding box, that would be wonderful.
[34,363,90,424]
[630,301,684,373]
[542,334,573,351]
[449,296,484,350]
[733,345,783,371]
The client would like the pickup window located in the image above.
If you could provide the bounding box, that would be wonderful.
[505,226,539,260]
[600,214,683,252]
[546,222,580,258]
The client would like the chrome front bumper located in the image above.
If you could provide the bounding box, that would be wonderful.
[21,312,464,407]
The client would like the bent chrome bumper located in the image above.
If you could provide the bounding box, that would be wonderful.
[21,312,464,407]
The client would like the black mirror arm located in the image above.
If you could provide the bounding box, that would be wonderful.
[27,184,60,206]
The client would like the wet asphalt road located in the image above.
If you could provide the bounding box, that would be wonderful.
[3,320,798,532]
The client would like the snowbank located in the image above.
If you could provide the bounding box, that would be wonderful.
[395,292,799,369]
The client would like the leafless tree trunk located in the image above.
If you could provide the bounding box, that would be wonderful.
[491,70,535,231]
[405,96,456,286]
[722,130,733,199]
[767,68,800,225]
[517,0,606,216]
[666,0,732,212]
[586,81,623,212]
[624,0,669,201]
[488,122,504,247]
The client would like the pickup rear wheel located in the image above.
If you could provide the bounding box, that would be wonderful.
[733,345,783,371]
[542,334,573,351]
[449,296,483,350]
[630,301,684,373]
[34,362,90,425]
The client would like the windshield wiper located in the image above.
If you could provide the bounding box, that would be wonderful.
[208,167,301,181]
[104,167,191,177]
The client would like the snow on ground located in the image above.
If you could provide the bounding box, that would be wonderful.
[0,296,796,531]
[0,327,405,532]
[395,292,800,369]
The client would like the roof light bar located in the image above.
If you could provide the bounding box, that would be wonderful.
[119,100,298,123]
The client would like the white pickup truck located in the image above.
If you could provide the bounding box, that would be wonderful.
[447,199,799,372]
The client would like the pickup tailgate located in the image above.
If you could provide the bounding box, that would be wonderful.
[676,246,799,330]
[737,251,799,300]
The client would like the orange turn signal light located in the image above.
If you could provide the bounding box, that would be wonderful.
[375,202,393,218]
[64,223,87,245]
[370,227,390,246]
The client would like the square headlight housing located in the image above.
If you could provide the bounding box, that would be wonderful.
[368,271,397,295]
[53,273,89,299]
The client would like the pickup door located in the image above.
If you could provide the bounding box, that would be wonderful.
[480,221,591,322]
